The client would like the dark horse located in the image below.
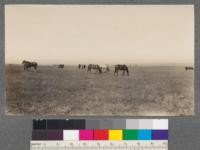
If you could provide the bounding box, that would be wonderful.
[58,64,64,68]
[22,60,37,71]
[114,64,129,76]
[185,66,194,70]
[78,64,86,69]
[87,64,102,74]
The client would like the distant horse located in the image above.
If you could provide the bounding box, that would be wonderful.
[185,66,194,70]
[78,64,86,69]
[58,64,64,68]
[22,60,37,71]
[87,64,102,74]
[114,64,129,76]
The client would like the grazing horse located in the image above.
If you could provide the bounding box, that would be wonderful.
[87,64,102,74]
[78,64,86,69]
[58,64,64,68]
[22,60,37,71]
[185,66,194,70]
[101,65,110,73]
[114,64,129,76]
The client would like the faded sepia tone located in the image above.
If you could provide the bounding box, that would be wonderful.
[5,5,194,116]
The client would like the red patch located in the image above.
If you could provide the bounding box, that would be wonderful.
[93,130,108,140]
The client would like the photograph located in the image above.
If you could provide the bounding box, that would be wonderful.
[5,5,194,116]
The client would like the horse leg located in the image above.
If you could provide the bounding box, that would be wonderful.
[114,68,118,76]
[24,65,28,71]
[126,69,129,76]
[122,70,125,76]
[100,69,102,74]
[114,70,116,76]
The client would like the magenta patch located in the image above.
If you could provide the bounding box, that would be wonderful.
[79,130,93,140]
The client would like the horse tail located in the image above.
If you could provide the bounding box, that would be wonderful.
[126,66,129,76]
[99,67,102,74]
[35,63,38,70]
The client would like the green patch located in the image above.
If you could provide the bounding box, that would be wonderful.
[123,130,138,140]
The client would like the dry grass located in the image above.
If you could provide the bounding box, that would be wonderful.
[5,65,194,116]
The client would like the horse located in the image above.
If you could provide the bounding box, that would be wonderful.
[114,64,129,76]
[100,65,110,73]
[22,60,37,71]
[185,66,194,70]
[58,64,64,68]
[78,64,86,69]
[87,64,102,74]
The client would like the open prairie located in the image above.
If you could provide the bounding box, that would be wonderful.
[5,65,194,116]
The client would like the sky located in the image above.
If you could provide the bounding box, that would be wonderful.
[5,5,194,65]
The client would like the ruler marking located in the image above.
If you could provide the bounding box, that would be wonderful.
[31,141,168,150]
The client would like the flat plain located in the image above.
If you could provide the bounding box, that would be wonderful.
[5,65,194,116]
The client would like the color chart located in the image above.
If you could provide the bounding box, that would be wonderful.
[31,119,168,150]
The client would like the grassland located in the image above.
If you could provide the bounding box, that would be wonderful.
[5,65,194,116]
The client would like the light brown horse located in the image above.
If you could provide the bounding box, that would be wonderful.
[87,64,102,74]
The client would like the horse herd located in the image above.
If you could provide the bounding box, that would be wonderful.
[21,60,194,76]
[21,60,130,76]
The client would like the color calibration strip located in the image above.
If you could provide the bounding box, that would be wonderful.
[33,129,168,141]
[32,119,168,141]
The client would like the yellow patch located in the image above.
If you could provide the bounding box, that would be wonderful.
[109,130,123,140]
